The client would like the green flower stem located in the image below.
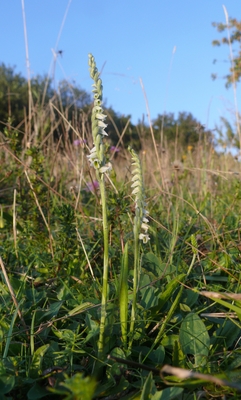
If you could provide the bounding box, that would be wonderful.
[119,242,129,351]
[97,173,109,359]
[87,54,110,362]
[129,231,140,350]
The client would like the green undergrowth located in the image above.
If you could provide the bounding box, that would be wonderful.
[1,57,241,399]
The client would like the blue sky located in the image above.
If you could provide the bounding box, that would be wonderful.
[1,1,241,132]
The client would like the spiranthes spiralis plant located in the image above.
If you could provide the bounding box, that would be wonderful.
[128,146,150,350]
[87,54,111,361]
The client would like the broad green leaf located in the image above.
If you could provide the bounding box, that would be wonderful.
[179,313,210,367]
[212,319,241,349]
[142,253,175,277]
[107,348,129,394]
[140,286,158,309]
[139,273,151,288]
[0,375,15,395]
[151,274,186,315]
[149,345,165,365]
[161,335,179,349]
[140,372,154,400]
[40,301,63,320]
[84,314,99,349]
[29,344,50,378]
[109,346,126,361]
[152,387,184,400]
[27,382,49,399]
[180,289,199,308]
[133,345,165,364]
[229,355,241,370]
[107,376,129,397]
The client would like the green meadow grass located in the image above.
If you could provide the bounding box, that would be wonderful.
[1,55,241,399]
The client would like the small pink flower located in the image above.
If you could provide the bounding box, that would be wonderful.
[110,146,120,152]
[85,180,99,192]
[73,139,86,147]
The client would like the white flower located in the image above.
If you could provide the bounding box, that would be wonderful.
[131,180,141,188]
[87,151,98,160]
[93,105,103,113]
[99,162,112,174]
[131,187,140,195]
[131,172,140,180]
[139,233,150,243]
[98,120,108,129]
[100,129,108,137]
[96,113,107,121]
[89,146,97,154]
[141,222,149,232]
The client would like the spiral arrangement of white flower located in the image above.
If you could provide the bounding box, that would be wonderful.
[87,54,111,175]
[129,146,150,244]
[128,146,150,349]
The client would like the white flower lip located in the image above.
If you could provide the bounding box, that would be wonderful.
[139,233,150,243]
[98,120,108,129]
[131,180,141,188]
[87,151,97,160]
[99,163,112,174]
[131,187,140,195]
[141,222,149,232]
[100,129,108,136]
[96,113,106,121]
[131,174,140,182]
